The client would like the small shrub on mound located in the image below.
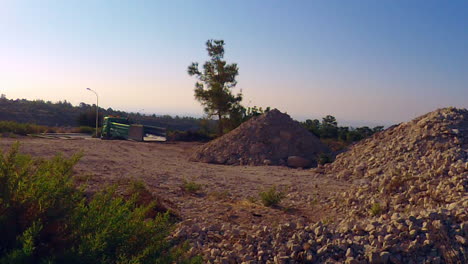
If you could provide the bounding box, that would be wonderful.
[369,203,382,216]
[317,153,334,165]
[182,179,203,193]
[259,186,285,207]
[0,143,197,264]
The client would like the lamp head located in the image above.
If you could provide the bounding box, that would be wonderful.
[86,88,91,91]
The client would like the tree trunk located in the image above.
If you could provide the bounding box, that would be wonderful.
[218,113,223,136]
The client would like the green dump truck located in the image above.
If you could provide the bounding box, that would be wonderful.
[101,116,166,141]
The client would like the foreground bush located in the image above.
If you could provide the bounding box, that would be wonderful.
[0,143,199,264]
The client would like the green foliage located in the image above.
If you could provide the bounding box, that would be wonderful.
[225,105,271,132]
[77,109,103,128]
[198,118,218,136]
[319,138,349,152]
[301,115,384,148]
[259,186,285,207]
[182,179,203,193]
[0,144,194,264]
[317,153,334,165]
[346,126,376,142]
[372,126,384,133]
[188,39,242,135]
[320,115,338,138]
[244,106,271,119]
[302,119,321,137]
[167,130,215,142]
[67,189,174,264]
[0,121,49,135]
[75,126,95,134]
[0,96,206,131]
[370,203,382,216]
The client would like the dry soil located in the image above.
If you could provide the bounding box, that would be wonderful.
[0,137,347,228]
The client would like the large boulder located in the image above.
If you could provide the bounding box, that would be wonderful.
[287,156,312,168]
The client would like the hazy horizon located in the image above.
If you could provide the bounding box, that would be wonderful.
[1,94,447,128]
[1,0,467,127]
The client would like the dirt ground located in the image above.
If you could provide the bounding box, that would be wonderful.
[0,137,350,230]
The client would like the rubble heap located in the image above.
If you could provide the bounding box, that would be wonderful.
[322,107,467,217]
[191,109,330,166]
[178,108,467,263]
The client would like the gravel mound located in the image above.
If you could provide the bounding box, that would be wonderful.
[177,107,468,263]
[322,107,467,216]
[320,107,468,263]
[176,209,467,263]
[191,109,330,166]
[325,107,467,181]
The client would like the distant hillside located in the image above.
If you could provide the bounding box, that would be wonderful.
[0,96,206,131]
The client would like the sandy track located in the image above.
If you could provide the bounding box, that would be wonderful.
[0,137,350,228]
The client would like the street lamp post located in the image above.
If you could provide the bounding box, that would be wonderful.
[86,88,99,138]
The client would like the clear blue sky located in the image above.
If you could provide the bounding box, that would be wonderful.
[1,0,467,126]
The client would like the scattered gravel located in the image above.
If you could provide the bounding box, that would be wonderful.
[179,107,468,263]
[4,107,466,263]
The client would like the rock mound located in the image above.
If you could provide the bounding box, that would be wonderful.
[191,109,330,166]
[319,107,467,262]
[325,107,467,181]
[324,107,467,214]
[175,108,468,263]
[176,209,467,263]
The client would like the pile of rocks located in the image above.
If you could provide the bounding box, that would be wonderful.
[319,107,467,263]
[321,107,467,218]
[191,109,330,167]
[174,207,467,263]
[177,107,467,263]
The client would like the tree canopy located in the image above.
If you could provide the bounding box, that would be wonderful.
[301,115,384,143]
[188,40,242,135]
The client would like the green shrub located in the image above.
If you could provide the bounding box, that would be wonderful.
[182,179,203,193]
[67,189,174,264]
[0,143,196,264]
[0,121,48,135]
[370,203,382,216]
[167,130,215,142]
[76,126,95,134]
[259,186,285,207]
[317,153,334,165]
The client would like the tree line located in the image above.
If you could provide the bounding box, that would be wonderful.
[0,95,204,131]
[301,115,384,142]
